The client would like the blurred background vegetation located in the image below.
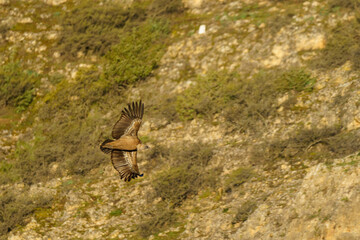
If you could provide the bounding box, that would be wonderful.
[1,0,360,238]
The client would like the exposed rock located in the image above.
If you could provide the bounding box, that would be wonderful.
[17,17,33,24]
[182,0,203,11]
[43,0,67,6]
[296,33,326,52]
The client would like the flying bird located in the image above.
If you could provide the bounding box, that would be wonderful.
[100,100,145,182]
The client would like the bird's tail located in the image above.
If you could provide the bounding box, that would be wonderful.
[100,139,113,154]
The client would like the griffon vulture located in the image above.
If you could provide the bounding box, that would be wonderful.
[100,100,145,182]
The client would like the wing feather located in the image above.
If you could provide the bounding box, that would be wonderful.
[112,100,144,139]
[111,150,141,182]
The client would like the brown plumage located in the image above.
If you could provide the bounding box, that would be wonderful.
[100,100,145,182]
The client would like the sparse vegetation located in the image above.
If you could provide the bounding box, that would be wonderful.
[104,19,169,85]
[151,142,217,206]
[0,188,52,237]
[137,203,179,238]
[109,208,124,217]
[57,2,132,59]
[251,125,360,168]
[176,68,316,132]
[225,167,254,193]
[0,2,185,236]
[328,0,360,9]
[149,0,185,16]
[136,142,217,237]
[2,0,184,186]
[277,68,316,93]
[313,16,360,70]
[13,67,111,185]
[56,0,181,62]
[232,200,258,224]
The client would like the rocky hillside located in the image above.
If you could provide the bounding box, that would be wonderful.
[1,0,360,239]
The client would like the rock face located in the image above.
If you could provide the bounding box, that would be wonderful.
[43,0,67,6]
[2,0,360,239]
[232,156,360,240]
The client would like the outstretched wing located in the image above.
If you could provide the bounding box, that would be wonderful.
[112,100,144,139]
[111,150,142,182]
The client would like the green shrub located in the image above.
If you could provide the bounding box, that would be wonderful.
[104,19,169,85]
[141,84,179,121]
[0,61,40,112]
[0,188,52,237]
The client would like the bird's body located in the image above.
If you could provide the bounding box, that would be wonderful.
[100,100,145,182]
[102,136,140,151]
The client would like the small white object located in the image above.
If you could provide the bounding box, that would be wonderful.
[199,25,206,34]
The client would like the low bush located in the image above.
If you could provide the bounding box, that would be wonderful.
[225,167,254,193]
[56,0,183,61]
[312,17,360,70]
[328,0,360,9]
[57,2,131,59]
[0,188,52,237]
[104,19,170,86]
[137,203,179,238]
[276,68,316,92]
[251,125,360,167]
[151,142,217,206]
[0,61,40,112]
[232,200,258,224]
[149,0,185,16]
